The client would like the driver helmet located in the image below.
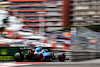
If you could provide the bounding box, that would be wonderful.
[31,49,35,52]
[37,45,42,51]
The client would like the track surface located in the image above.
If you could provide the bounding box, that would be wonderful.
[1,59,100,67]
[20,64,100,67]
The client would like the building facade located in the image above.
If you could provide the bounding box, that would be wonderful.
[0,0,10,8]
[8,0,100,31]
[8,0,68,32]
[46,0,64,31]
[69,0,100,26]
[9,0,47,32]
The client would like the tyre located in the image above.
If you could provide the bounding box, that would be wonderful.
[14,52,24,62]
[51,52,55,59]
[58,53,65,62]
[34,53,43,61]
[26,53,35,60]
[26,54,31,60]
[50,52,55,61]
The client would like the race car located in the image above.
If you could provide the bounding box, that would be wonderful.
[14,47,68,62]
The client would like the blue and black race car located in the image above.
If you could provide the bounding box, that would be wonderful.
[14,46,68,62]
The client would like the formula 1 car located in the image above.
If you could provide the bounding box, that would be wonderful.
[14,47,68,62]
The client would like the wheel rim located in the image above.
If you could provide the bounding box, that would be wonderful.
[62,54,65,61]
[40,53,43,60]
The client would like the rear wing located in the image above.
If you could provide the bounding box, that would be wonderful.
[17,47,52,52]
[17,47,33,51]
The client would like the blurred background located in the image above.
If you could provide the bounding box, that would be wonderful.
[1,0,100,63]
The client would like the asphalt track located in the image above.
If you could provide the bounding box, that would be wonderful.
[19,64,100,67]
[15,59,100,67]
[1,59,100,67]
[17,60,100,67]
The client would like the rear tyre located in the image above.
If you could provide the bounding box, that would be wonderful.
[34,53,43,61]
[26,54,31,60]
[14,52,24,62]
[58,53,65,62]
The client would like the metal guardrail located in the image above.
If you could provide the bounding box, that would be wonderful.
[52,49,100,62]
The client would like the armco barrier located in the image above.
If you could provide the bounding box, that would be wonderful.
[52,49,100,62]
[70,50,96,62]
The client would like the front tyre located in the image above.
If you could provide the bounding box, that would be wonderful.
[34,53,43,61]
[58,53,65,62]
